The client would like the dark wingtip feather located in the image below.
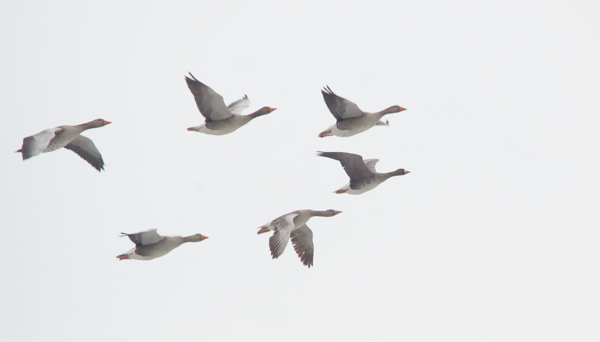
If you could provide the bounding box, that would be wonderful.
[64,142,105,172]
[317,151,336,159]
[187,72,199,82]
[184,75,196,84]
[94,162,105,172]
[322,85,333,95]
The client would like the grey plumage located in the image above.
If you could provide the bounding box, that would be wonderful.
[290,225,314,268]
[16,119,110,172]
[64,136,105,171]
[185,73,232,122]
[121,229,163,246]
[318,151,410,194]
[259,209,341,268]
[185,73,276,134]
[269,230,288,259]
[318,151,374,180]
[319,86,406,137]
[20,135,40,160]
[117,229,208,261]
[227,94,250,112]
[322,86,364,120]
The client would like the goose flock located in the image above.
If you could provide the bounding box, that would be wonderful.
[15,73,410,267]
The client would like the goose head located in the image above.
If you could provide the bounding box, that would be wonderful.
[91,119,112,127]
[385,105,406,114]
[185,234,209,242]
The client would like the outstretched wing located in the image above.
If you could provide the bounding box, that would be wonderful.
[268,213,298,259]
[120,229,164,246]
[363,158,379,173]
[269,229,291,259]
[321,86,363,120]
[185,73,232,121]
[64,135,105,172]
[318,151,373,180]
[227,94,250,115]
[290,224,314,268]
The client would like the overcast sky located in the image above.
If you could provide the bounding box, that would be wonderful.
[1,0,599,341]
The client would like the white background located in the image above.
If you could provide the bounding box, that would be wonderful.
[1,1,599,341]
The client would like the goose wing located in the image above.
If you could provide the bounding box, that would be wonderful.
[290,224,314,268]
[268,213,298,259]
[227,94,250,115]
[321,86,363,120]
[64,135,105,171]
[185,73,232,121]
[318,151,373,180]
[120,229,164,246]
[363,158,379,173]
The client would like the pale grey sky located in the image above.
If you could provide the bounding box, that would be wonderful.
[1,0,599,341]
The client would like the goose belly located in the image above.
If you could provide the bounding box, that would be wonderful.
[197,124,237,135]
[348,179,381,194]
[335,117,379,137]
[334,127,366,137]
[43,139,68,152]
[120,248,154,260]
[134,244,175,260]
[42,131,78,153]
[202,116,248,135]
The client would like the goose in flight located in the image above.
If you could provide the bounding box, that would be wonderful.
[185,73,276,135]
[257,209,342,268]
[318,151,410,194]
[15,119,111,171]
[117,229,209,261]
[319,86,406,138]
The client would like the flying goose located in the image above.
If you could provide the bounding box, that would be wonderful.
[319,86,406,138]
[185,73,276,135]
[117,229,209,261]
[15,119,111,171]
[318,151,410,194]
[257,209,342,268]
